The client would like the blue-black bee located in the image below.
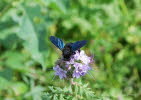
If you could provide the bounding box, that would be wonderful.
[50,36,87,61]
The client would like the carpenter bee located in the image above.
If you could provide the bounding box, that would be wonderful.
[49,36,87,61]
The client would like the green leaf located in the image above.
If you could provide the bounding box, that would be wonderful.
[0,68,13,81]
[2,51,29,73]
[24,86,44,99]
[12,82,28,96]
[18,6,46,69]
[0,76,11,90]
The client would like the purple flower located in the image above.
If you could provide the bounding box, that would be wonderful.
[65,58,74,65]
[53,50,93,79]
[73,63,91,78]
[73,51,80,60]
[53,65,67,79]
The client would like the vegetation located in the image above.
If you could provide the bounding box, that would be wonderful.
[0,0,141,99]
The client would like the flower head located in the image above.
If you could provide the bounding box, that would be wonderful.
[53,50,93,79]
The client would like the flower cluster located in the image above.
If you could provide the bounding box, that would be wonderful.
[53,50,93,79]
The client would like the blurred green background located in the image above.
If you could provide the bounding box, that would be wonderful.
[0,0,141,99]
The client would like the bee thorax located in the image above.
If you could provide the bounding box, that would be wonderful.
[62,44,73,61]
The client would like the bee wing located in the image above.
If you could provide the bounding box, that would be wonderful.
[49,36,65,50]
[71,40,87,51]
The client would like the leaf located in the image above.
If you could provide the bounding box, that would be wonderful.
[18,6,46,69]
[2,51,29,73]
[12,82,28,96]
[0,68,13,81]
[24,86,45,99]
[53,94,58,100]
[59,94,65,100]
[42,0,67,13]
[42,93,51,100]
[0,76,11,90]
